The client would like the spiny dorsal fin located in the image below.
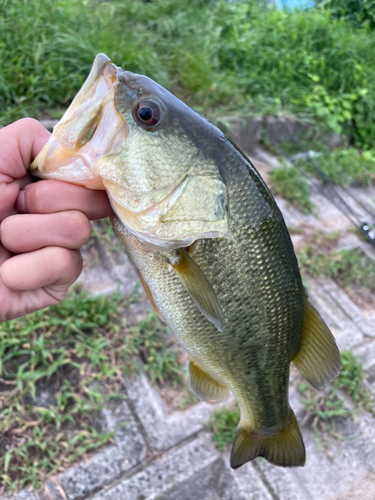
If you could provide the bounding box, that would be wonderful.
[168,248,225,332]
[230,409,305,469]
[292,297,342,391]
[189,358,229,404]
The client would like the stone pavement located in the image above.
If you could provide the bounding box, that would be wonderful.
[4,123,375,500]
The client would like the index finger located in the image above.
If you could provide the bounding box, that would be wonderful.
[18,179,113,220]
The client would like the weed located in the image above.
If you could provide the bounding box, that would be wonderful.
[298,350,374,449]
[1,1,375,146]
[298,245,375,294]
[336,351,374,414]
[270,165,314,213]
[307,148,375,186]
[0,287,186,493]
[208,403,240,451]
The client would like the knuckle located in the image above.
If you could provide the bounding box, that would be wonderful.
[61,211,91,247]
[25,181,49,213]
[18,117,47,134]
[52,247,83,280]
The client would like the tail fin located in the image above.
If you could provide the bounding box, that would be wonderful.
[230,409,305,469]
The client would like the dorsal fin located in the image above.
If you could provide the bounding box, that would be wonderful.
[168,248,225,332]
[292,297,342,390]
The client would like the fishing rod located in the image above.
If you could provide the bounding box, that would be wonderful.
[274,135,375,246]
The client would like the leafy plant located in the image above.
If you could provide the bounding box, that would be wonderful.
[1,1,375,147]
[298,350,374,448]
[316,0,375,30]
[270,165,314,213]
[298,245,375,293]
[208,404,240,451]
[0,287,186,493]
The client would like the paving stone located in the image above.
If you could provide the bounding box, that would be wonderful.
[123,373,224,450]
[255,459,311,500]
[51,399,147,500]
[223,454,274,500]
[353,340,375,381]
[293,419,375,500]
[215,115,263,154]
[304,276,364,351]
[314,277,374,339]
[3,492,36,500]
[91,434,239,500]
[78,232,139,297]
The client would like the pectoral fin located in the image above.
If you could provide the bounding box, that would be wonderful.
[230,409,305,469]
[168,248,225,332]
[189,358,229,404]
[292,297,342,390]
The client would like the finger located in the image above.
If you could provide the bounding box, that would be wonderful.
[0,246,82,292]
[0,243,12,266]
[0,211,91,253]
[17,179,113,220]
[0,118,50,180]
[0,175,33,222]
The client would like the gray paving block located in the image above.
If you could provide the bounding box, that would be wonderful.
[91,434,240,500]
[353,341,375,380]
[304,276,364,351]
[3,492,36,500]
[255,459,312,500]
[293,420,375,500]
[223,454,274,500]
[52,399,147,500]
[314,277,374,339]
[123,373,223,450]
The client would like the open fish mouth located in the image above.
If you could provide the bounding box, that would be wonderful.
[30,54,123,190]
[30,53,230,250]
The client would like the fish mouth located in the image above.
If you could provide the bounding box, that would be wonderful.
[30,54,123,190]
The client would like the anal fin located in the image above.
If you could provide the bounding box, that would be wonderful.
[230,409,305,469]
[292,297,342,390]
[189,358,229,404]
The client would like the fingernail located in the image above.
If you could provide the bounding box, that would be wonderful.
[16,189,26,213]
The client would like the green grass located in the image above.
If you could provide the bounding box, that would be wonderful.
[293,147,375,186]
[0,287,186,493]
[297,350,374,447]
[270,165,315,213]
[298,244,375,293]
[1,1,375,147]
[208,403,240,451]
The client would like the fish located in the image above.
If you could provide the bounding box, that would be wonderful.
[30,53,342,468]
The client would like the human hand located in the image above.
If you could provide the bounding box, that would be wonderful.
[0,118,113,322]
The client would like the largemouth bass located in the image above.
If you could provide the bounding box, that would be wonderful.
[31,54,341,468]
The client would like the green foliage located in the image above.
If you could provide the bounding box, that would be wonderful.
[315,148,375,186]
[298,350,374,444]
[1,1,375,147]
[208,404,240,451]
[317,0,375,30]
[270,165,314,213]
[298,245,375,292]
[337,351,374,412]
[0,288,185,492]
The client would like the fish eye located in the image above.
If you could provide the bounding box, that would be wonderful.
[135,100,161,127]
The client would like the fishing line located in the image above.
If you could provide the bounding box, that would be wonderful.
[273,135,375,246]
